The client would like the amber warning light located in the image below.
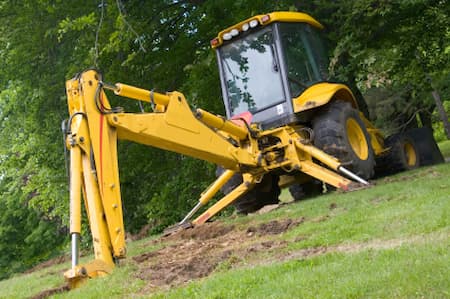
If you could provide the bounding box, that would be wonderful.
[210,38,220,47]
[261,14,270,23]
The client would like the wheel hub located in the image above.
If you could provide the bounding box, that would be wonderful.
[346,118,369,160]
[403,142,417,166]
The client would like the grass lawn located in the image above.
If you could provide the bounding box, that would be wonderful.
[0,141,448,299]
[153,241,448,299]
[438,139,450,158]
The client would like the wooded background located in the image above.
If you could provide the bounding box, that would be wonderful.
[0,0,448,279]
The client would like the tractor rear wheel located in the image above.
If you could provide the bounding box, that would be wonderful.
[312,100,375,180]
[216,167,280,214]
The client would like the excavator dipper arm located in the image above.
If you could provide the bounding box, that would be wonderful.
[64,69,262,287]
[64,69,368,288]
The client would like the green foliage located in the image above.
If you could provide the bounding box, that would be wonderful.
[431,70,450,141]
[118,143,215,233]
[433,100,450,142]
[438,140,450,158]
[334,1,450,129]
[364,86,420,135]
[0,84,67,279]
[58,13,97,40]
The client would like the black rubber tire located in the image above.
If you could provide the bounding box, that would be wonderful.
[216,167,280,214]
[378,133,420,174]
[404,127,444,166]
[288,180,322,201]
[312,100,375,180]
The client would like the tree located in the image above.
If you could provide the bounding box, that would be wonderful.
[0,84,67,279]
[324,0,450,135]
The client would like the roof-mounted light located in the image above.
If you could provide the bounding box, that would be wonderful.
[242,22,250,31]
[249,19,259,28]
[223,32,232,40]
[230,29,239,37]
[210,38,220,47]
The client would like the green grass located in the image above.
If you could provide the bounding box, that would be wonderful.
[0,263,68,299]
[151,242,449,299]
[149,163,450,299]
[1,158,449,298]
[438,139,450,158]
[58,265,145,299]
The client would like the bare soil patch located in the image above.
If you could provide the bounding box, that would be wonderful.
[131,216,446,295]
[30,215,446,298]
[246,218,305,236]
[166,221,236,241]
[132,218,304,293]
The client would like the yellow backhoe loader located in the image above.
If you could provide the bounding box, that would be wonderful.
[63,11,443,288]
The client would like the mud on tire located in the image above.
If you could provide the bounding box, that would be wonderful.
[312,100,375,180]
[216,167,280,214]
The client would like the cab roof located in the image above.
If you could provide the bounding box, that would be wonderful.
[211,11,324,48]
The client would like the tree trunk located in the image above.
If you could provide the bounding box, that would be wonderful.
[431,90,450,139]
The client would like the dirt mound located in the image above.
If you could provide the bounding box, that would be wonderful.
[31,217,306,297]
[246,218,305,236]
[132,218,304,293]
[134,236,229,289]
[166,221,235,241]
[135,246,228,288]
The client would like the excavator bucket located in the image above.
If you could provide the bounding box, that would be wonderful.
[406,127,444,165]
[163,221,194,236]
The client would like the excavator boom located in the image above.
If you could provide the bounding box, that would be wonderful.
[64,69,367,288]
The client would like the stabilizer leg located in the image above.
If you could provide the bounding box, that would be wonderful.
[163,169,236,235]
[193,174,257,225]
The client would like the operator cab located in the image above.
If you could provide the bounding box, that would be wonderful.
[212,12,329,128]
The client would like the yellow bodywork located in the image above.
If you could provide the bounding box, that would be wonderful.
[64,70,361,287]
[292,82,357,112]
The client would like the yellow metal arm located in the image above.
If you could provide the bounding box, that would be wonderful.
[114,82,170,106]
[107,96,256,170]
[65,73,125,288]
[64,69,369,288]
[63,69,261,287]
